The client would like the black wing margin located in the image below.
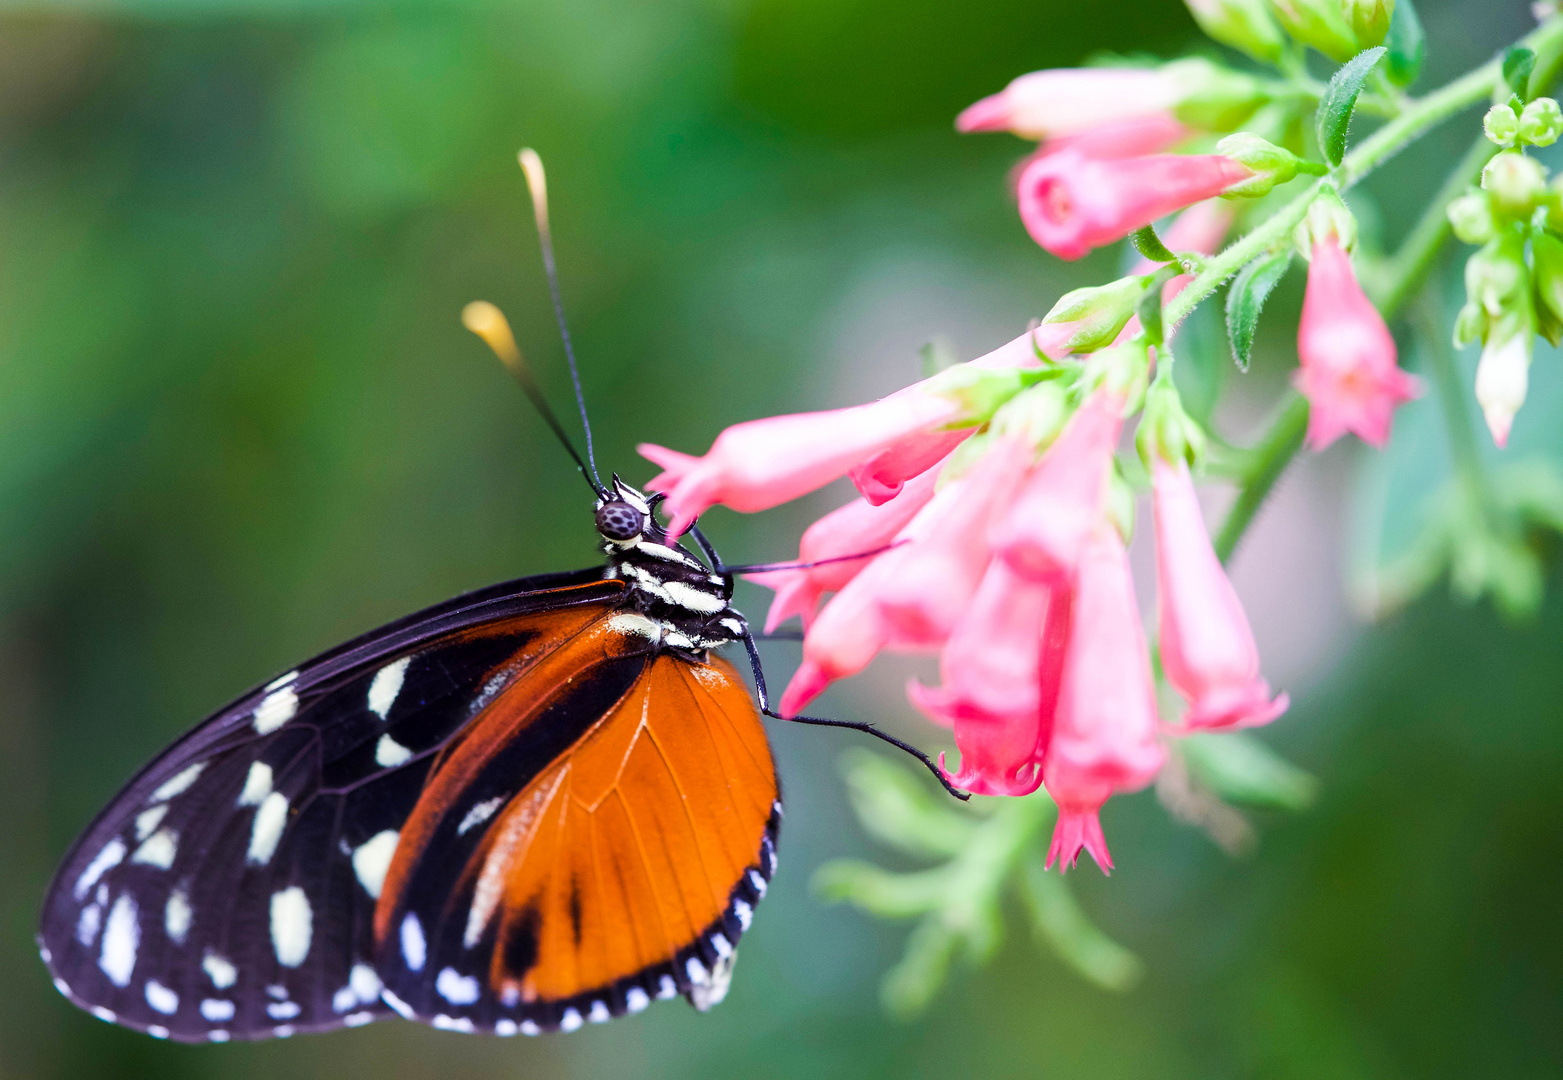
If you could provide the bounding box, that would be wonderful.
[39,567,622,1043]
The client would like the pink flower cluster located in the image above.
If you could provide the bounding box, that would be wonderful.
[640,351,1287,873]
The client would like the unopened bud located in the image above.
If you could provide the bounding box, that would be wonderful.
[1081,340,1152,414]
[1531,231,1563,330]
[1041,275,1147,353]
[1183,0,1286,64]
[1481,151,1548,218]
[1267,0,1360,62]
[1216,132,1311,197]
[1135,373,1208,469]
[1465,236,1529,316]
[1475,315,1534,448]
[1161,58,1269,132]
[1453,301,1485,349]
[1484,103,1520,147]
[1446,191,1496,245]
[1519,97,1563,147]
[1342,0,1394,48]
[1294,189,1358,256]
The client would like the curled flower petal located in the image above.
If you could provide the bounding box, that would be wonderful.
[1042,527,1165,873]
[1294,237,1421,450]
[1153,457,1288,732]
[992,389,1124,583]
[1016,150,1253,261]
[639,391,959,534]
[747,463,943,633]
[1046,808,1114,874]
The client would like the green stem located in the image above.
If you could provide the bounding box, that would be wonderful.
[1414,289,1484,492]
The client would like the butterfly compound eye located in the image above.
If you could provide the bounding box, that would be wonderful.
[595,500,644,541]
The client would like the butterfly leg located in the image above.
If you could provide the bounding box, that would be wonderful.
[738,631,969,802]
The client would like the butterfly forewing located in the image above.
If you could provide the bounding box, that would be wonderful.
[40,569,629,1042]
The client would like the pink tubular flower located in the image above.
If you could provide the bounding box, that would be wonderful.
[1042,527,1165,873]
[908,560,1052,796]
[991,389,1123,583]
[748,463,942,634]
[639,387,960,534]
[1294,237,1421,450]
[1016,149,1253,261]
[1042,114,1190,159]
[1153,457,1289,732]
[873,435,1035,648]
[850,325,1067,504]
[956,68,1185,143]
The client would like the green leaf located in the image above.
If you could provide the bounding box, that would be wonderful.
[1179,732,1318,812]
[1504,46,1537,100]
[1129,224,1177,265]
[1384,0,1424,88]
[1018,855,1143,991]
[1315,46,1388,167]
[1224,250,1293,372]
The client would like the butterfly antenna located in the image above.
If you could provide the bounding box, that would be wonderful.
[517,148,604,493]
[462,301,607,496]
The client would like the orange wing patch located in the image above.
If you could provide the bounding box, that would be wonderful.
[374,614,778,1031]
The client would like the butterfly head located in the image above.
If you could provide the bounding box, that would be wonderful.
[595,476,664,547]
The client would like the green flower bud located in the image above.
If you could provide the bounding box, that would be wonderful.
[1530,231,1563,334]
[1464,234,1528,317]
[1484,103,1520,147]
[1519,97,1563,147]
[1481,151,1548,219]
[1161,58,1269,133]
[1106,467,1137,545]
[1183,0,1286,64]
[1135,372,1208,469]
[1342,0,1394,48]
[1040,275,1148,353]
[1215,132,1310,198]
[1453,301,1485,349]
[1293,189,1358,257]
[1267,0,1360,62]
[1080,340,1152,415]
[1447,191,1496,245]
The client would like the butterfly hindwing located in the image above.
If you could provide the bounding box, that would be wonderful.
[38,568,626,1043]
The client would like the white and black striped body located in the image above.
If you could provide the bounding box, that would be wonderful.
[595,478,749,656]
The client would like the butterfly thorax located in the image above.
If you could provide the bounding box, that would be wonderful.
[595,478,746,654]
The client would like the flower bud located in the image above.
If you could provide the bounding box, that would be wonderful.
[1481,151,1548,219]
[1183,0,1286,63]
[1135,373,1208,469]
[1214,132,1309,198]
[1267,0,1360,62]
[1040,275,1149,353]
[1446,191,1496,245]
[1475,313,1534,448]
[1080,340,1152,413]
[1452,301,1485,349]
[1519,97,1563,147]
[1161,58,1270,133]
[1531,230,1563,330]
[1342,0,1394,48]
[1292,189,1358,257]
[1464,234,1528,315]
[1484,103,1520,147]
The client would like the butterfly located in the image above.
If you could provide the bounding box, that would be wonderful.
[37,149,961,1044]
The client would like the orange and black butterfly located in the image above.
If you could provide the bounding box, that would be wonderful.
[37,150,959,1044]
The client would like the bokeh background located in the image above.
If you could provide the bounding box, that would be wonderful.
[2,0,1561,1076]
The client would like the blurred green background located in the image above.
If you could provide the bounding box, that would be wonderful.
[2,0,1560,1077]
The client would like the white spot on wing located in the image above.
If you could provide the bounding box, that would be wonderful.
[494,1018,518,1036]
[269,887,312,967]
[344,1011,376,1027]
[134,805,168,842]
[436,967,480,1005]
[253,687,298,734]
[203,951,237,989]
[145,979,179,1015]
[90,1006,116,1023]
[131,829,178,870]
[208,1029,230,1042]
[381,988,416,1020]
[588,999,610,1023]
[368,657,411,720]
[332,985,356,1013]
[625,986,650,1013]
[457,796,506,836]
[201,999,235,1022]
[432,1014,475,1032]
[76,902,103,947]
[375,734,413,767]
[273,1024,295,1038]
[350,962,381,1003]
[657,975,676,999]
[686,957,708,984]
[237,762,273,807]
[74,839,126,900]
[164,889,192,945]
[265,670,299,692]
[268,1001,301,1020]
[559,1007,583,1032]
[247,791,289,865]
[147,1024,169,1039]
[689,952,736,1012]
[351,830,400,899]
[734,898,753,931]
[400,913,426,972]
[749,870,767,897]
[98,895,139,987]
[520,1019,542,1036]
[710,932,733,958]
[150,762,206,803]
